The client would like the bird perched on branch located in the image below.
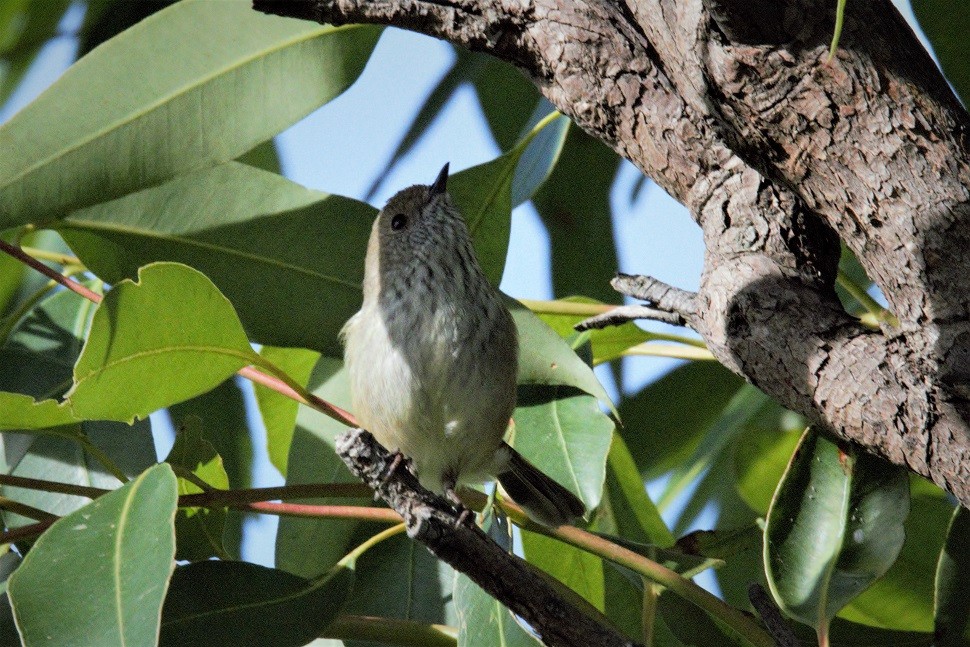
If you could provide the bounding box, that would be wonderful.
[342,164,585,527]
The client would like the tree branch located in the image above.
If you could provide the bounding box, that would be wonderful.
[251,0,970,506]
[334,429,641,647]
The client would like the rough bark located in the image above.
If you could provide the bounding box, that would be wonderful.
[253,1,970,507]
[334,429,640,647]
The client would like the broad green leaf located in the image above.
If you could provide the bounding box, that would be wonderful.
[164,417,229,561]
[764,428,910,635]
[58,162,373,356]
[236,138,282,174]
[912,1,970,106]
[160,560,353,647]
[618,361,744,477]
[511,385,613,512]
[0,392,76,430]
[454,572,542,647]
[511,299,615,413]
[604,433,674,547]
[0,0,381,228]
[275,358,371,578]
[473,54,542,152]
[0,1,71,107]
[254,345,321,475]
[838,477,952,631]
[657,591,745,647]
[67,262,257,422]
[935,506,970,645]
[167,378,254,559]
[8,463,178,647]
[1,418,156,530]
[532,125,621,303]
[342,533,457,628]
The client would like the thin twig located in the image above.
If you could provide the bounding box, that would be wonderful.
[576,304,689,330]
[749,584,798,647]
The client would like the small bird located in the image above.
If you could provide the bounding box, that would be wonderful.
[341,164,585,526]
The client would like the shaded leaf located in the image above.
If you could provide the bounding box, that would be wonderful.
[935,506,970,645]
[160,560,353,647]
[603,433,674,547]
[454,572,542,647]
[912,1,970,106]
[764,428,910,635]
[164,417,229,561]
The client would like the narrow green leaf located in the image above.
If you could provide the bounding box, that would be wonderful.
[764,428,910,634]
[8,463,178,647]
[604,433,675,547]
[512,384,613,513]
[618,361,745,477]
[472,54,542,152]
[532,125,621,303]
[0,0,381,228]
[254,345,321,475]
[165,417,229,561]
[533,296,655,364]
[160,561,353,647]
[451,112,569,285]
[167,378,254,558]
[67,262,257,422]
[934,506,970,645]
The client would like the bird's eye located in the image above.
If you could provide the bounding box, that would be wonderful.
[391,214,407,231]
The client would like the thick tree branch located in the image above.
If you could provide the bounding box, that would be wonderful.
[334,429,640,647]
[253,0,970,506]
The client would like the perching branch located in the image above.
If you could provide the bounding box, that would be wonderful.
[253,0,970,509]
[335,428,642,647]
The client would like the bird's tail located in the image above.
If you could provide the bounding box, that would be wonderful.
[494,443,586,527]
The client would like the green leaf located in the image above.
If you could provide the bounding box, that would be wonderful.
[0,392,76,430]
[512,385,613,513]
[764,427,910,635]
[0,1,71,107]
[164,417,229,561]
[935,506,970,645]
[532,125,621,303]
[912,0,970,106]
[838,477,952,631]
[732,414,803,515]
[8,463,178,647]
[618,361,745,477]
[452,111,569,286]
[1,418,156,530]
[603,433,674,547]
[275,358,371,578]
[0,0,381,228]
[342,533,457,628]
[66,262,257,422]
[255,345,321,476]
[533,296,655,364]
[160,561,353,647]
[0,278,96,400]
[521,529,605,610]
[167,378,254,558]
[454,572,542,647]
[511,299,615,413]
[472,55,542,152]
[58,162,374,356]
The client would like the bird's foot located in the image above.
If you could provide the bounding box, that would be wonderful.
[378,450,407,493]
[444,486,475,527]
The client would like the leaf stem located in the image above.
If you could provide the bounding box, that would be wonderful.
[621,343,716,361]
[325,614,457,647]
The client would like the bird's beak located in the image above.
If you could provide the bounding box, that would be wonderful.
[429,163,450,198]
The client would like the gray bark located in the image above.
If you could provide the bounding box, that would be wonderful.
[254,0,970,507]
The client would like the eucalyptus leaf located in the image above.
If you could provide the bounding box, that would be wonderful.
[0,0,381,228]
[66,262,257,422]
[8,464,178,647]
[764,428,910,635]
